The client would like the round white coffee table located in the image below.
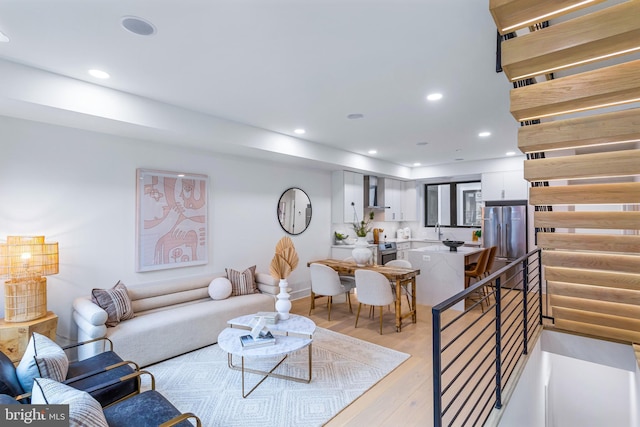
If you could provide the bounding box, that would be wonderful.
[218,314,316,397]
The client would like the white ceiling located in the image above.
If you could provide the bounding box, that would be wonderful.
[0,0,519,172]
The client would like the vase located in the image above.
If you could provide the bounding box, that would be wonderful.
[352,237,372,267]
[275,278,292,320]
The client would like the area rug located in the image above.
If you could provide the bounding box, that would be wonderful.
[144,327,410,427]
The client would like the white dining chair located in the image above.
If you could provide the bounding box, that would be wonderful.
[354,269,395,334]
[309,263,354,320]
[384,259,413,310]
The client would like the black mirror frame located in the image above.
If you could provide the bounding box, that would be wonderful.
[277,187,312,235]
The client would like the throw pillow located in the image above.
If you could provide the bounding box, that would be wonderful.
[225,265,258,296]
[16,332,69,393]
[208,277,232,300]
[91,280,135,327]
[32,378,108,427]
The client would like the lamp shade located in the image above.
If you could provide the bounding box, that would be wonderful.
[0,236,58,279]
[0,236,58,322]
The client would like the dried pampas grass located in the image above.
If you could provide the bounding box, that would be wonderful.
[270,236,299,280]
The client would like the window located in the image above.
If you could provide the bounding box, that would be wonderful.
[424,181,481,227]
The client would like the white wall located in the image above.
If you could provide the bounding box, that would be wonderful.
[0,116,333,340]
[497,330,639,427]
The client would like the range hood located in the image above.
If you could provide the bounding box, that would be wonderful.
[364,176,390,209]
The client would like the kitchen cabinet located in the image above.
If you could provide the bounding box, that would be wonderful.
[481,171,528,202]
[396,241,411,260]
[383,178,402,221]
[332,171,364,223]
[331,246,354,260]
[401,181,417,221]
[383,178,417,221]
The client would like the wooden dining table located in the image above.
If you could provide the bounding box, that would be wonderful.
[307,259,420,332]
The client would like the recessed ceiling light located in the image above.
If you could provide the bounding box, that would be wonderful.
[121,16,156,36]
[347,113,364,120]
[0,30,9,43]
[294,129,306,135]
[506,151,516,156]
[413,162,421,167]
[88,69,110,79]
[426,93,443,101]
[478,131,491,137]
[368,150,377,155]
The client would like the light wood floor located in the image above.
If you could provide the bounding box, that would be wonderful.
[290,296,437,426]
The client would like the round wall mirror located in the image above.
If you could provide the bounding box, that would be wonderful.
[277,187,312,235]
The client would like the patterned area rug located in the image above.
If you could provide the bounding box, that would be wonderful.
[144,327,410,427]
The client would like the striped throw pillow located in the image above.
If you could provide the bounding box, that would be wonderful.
[32,378,108,427]
[225,265,258,296]
[91,281,135,327]
[16,332,69,393]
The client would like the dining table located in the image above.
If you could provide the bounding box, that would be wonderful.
[307,259,420,332]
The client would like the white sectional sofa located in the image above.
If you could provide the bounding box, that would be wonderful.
[72,272,278,367]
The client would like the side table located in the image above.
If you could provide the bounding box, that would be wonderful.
[0,311,58,363]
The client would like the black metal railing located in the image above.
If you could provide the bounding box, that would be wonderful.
[432,249,544,427]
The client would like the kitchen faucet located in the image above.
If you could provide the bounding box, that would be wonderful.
[435,223,443,240]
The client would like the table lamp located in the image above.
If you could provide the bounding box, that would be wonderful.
[0,236,58,322]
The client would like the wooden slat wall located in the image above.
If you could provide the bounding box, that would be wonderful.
[518,108,640,153]
[489,0,607,35]
[501,1,640,81]
[510,59,640,122]
[491,2,640,345]
[529,182,640,205]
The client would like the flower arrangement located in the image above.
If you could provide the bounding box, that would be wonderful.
[269,236,299,280]
[351,202,375,237]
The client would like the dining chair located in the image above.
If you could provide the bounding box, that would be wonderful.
[483,246,498,278]
[309,263,354,320]
[354,269,395,335]
[384,259,412,310]
[464,248,491,311]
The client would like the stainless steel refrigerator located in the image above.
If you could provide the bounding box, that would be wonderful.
[482,203,527,261]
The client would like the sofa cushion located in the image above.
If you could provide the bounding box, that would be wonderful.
[103,390,192,427]
[66,351,138,408]
[226,265,258,296]
[208,277,232,300]
[92,281,135,327]
[16,332,68,393]
[32,378,108,427]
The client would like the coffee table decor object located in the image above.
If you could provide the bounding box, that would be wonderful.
[239,315,275,348]
[220,314,316,397]
[269,237,299,320]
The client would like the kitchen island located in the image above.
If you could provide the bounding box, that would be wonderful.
[407,245,483,312]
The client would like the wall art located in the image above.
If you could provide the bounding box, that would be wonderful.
[136,169,208,272]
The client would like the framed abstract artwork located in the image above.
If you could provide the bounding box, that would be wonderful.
[136,169,208,272]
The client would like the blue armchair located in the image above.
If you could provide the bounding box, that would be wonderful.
[0,337,139,407]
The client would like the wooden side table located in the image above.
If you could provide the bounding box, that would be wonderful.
[0,311,58,363]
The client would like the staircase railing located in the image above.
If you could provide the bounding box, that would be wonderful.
[432,249,544,427]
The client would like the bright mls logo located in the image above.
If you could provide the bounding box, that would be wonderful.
[1,405,68,426]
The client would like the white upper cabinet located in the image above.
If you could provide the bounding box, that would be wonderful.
[383,178,402,221]
[382,178,417,221]
[481,170,528,201]
[401,180,417,221]
[332,170,364,223]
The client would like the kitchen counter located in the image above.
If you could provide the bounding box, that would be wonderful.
[415,245,482,253]
[334,238,480,246]
[408,246,483,311]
